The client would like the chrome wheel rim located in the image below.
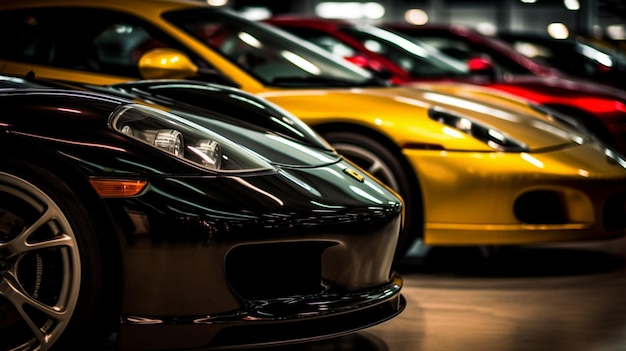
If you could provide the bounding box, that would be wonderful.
[0,172,81,351]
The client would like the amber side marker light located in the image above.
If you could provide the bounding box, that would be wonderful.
[89,179,148,198]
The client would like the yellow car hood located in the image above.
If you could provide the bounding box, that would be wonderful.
[258,82,587,152]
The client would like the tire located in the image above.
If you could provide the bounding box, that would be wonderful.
[0,163,111,351]
[322,131,423,259]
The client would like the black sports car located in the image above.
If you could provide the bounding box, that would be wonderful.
[0,78,405,350]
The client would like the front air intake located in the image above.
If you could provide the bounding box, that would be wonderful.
[514,190,568,224]
[225,241,335,300]
[604,190,626,230]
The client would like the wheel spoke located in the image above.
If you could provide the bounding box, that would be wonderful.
[0,206,73,259]
[1,171,85,350]
[0,277,67,346]
[367,159,386,177]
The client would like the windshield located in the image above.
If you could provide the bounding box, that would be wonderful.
[342,24,470,77]
[163,9,379,87]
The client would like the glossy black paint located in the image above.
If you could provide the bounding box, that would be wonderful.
[2,75,339,168]
[0,87,405,350]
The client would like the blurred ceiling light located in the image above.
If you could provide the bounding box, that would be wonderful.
[404,9,428,25]
[206,0,228,6]
[564,0,580,10]
[363,2,385,18]
[238,7,272,21]
[315,2,385,19]
[520,0,537,3]
[592,24,603,38]
[547,23,569,39]
[476,22,497,36]
[513,42,550,58]
[607,25,626,40]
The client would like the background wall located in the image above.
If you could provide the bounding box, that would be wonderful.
[227,0,626,41]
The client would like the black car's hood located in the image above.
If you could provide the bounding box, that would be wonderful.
[0,75,341,168]
[101,80,341,168]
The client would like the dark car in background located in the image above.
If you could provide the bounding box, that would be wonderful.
[495,31,626,90]
[265,17,626,155]
[0,76,405,351]
[383,23,626,154]
[382,23,563,78]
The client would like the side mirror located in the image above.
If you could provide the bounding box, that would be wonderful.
[138,48,198,79]
[345,54,375,69]
[467,55,496,79]
[344,54,393,80]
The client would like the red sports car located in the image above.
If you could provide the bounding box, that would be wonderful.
[266,17,626,155]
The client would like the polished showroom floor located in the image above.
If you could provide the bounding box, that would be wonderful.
[103,236,626,351]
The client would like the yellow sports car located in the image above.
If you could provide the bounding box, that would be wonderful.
[0,0,625,254]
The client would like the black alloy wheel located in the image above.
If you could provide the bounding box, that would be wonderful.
[0,164,107,351]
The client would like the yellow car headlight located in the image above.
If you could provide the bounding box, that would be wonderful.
[428,107,529,152]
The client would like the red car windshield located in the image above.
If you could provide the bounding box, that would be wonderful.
[339,24,471,78]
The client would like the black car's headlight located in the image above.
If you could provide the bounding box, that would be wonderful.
[152,129,185,156]
[121,127,222,168]
[428,107,528,152]
[190,139,222,169]
[112,104,271,172]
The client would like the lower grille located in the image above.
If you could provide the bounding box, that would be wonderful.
[225,241,335,300]
[514,190,568,224]
[604,190,626,230]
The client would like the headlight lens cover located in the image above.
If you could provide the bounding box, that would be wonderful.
[111,104,272,172]
[428,107,529,152]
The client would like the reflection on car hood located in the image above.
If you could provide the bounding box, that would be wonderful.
[95,81,342,169]
[0,76,342,168]
[259,83,589,151]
